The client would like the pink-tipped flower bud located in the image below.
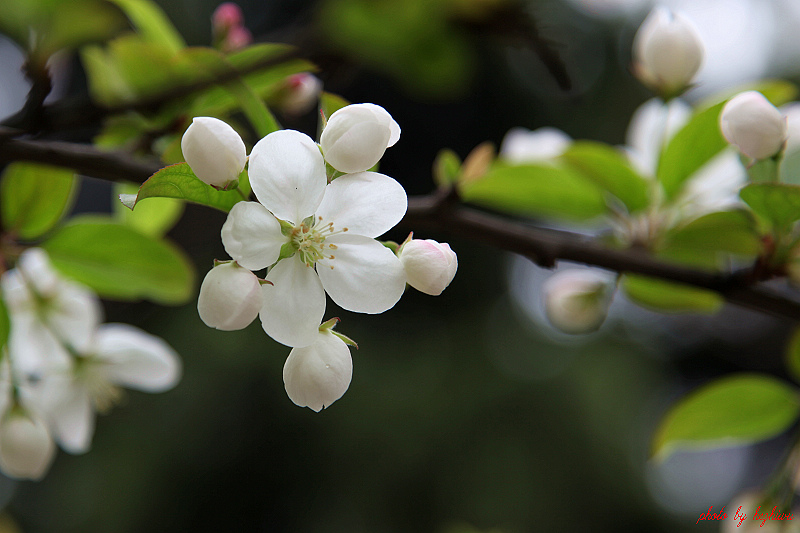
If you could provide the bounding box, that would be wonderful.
[399,239,458,296]
[278,73,323,116]
[632,7,704,97]
[181,117,247,189]
[283,329,353,412]
[212,3,244,32]
[542,269,614,335]
[320,103,401,174]
[721,91,787,160]
[197,262,263,331]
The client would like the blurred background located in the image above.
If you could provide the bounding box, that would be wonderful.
[2,0,800,531]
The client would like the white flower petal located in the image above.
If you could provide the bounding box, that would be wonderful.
[315,172,407,238]
[359,103,400,147]
[181,117,247,188]
[197,262,262,331]
[283,330,352,412]
[49,385,94,454]
[260,256,326,347]
[317,234,406,314]
[6,312,71,379]
[95,324,182,392]
[221,201,285,270]
[248,130,326,223]
[0,412,55,480]
[48,281,103,353]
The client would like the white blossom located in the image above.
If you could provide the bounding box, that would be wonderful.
[399,239,458,296]
[499,127,571,164]
[222,128,407,348]
[721,91,788,160]
[542,269,614,335]
[632,7,703,96]
[283,329,352,412]
[36,324,181,454]
[0,248,101,376]
[181,117,247,188]
[319,103,400,174]
[197,261,262,331]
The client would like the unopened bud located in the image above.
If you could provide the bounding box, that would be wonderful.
[398,239,458,296]
[320,103,400,174]
[283,329,353,412]
[721,91,787,160]
[0,410,56,481]
[278,73,322,116]
[542,269,614,335]
[500,127,571,164]
[197,262,262,331]
[212,2,243,31]
[632,7,703,97]
[221,25,252,52]
[181,117,247,188]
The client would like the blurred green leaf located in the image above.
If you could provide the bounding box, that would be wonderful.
[740,183,800,231]
[320,92,350,120]
[121,163,250,213]
[460,163,607,221]
[652,374,800,460]
[433,149,462,189]
[561,141,650,213]
[114,182,184,237]
[622,275,723,314]
[657,102,727,200]
[786,327,800,385]
[663,210,761,257]
[698,79,798,111]
[107,0,185,53]
[747,156,780,183]
[0,163,77,240]
[42,215,194,304]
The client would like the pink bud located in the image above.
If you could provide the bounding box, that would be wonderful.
[222,25,252,52]
[212,3,243,32]
[279,73,323,116]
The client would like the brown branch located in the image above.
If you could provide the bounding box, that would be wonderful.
[1,134,799,321]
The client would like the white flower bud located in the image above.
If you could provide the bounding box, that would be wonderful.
[542,269,614,335]
[0,410,56,481]
[283,330,352,412]
[320,103,400,174]
[632,7,703,96]
[197,262,262,331]
[399,239,458,296]
[720,91,787,160]
[279,73,322,116]
[500,127,571,164]
[181,117,247,188]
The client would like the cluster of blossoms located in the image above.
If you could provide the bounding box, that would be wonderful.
[501,5,794,336]
[0,249,181,480]
[182,103,457,411]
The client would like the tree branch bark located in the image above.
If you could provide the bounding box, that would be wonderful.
[1,134,798,321]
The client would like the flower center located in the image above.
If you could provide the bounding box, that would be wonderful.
[74,358,123,414]
[290,217,348,267]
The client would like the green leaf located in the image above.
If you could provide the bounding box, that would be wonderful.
[786,327,800,385]
[652,374,800,460]
[433,148,461,188]
[561,141,651,213]
[460,163,608,221]
[698,79,798,111]
[663,210,761,257]
[740,183,800,231]
[114,182,184,237]
[42,216,194,304]
[622,275,723,314]
[122,163,250,213]
[0,163,77,240]
[657,101,728,199]
[107,0,185,54]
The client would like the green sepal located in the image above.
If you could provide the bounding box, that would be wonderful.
[212,259,233,267]
[278,241,297,261]
[319,317,340,331]
[258,279,273,286]
[382,241,399,254]
[332,330,358,349]
[279,220,295,236]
